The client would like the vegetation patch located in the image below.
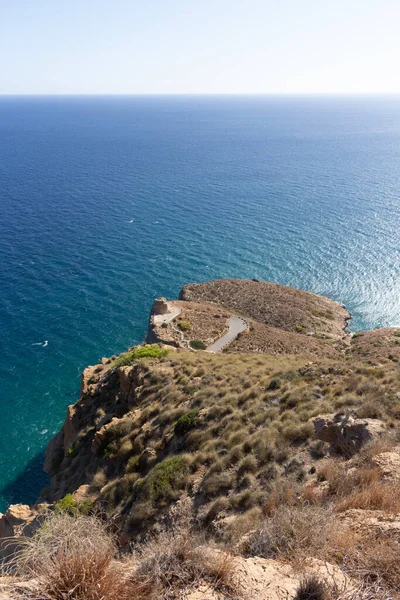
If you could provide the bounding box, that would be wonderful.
[55,493,95,516]
[136,455,190,504]
[174,410,198,436]
[112,345,168,367]
[189,339,207,350]
[295,324,307,334]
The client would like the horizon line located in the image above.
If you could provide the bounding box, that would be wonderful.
[2,92,400,97]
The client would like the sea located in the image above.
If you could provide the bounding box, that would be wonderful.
[1,95,400,510]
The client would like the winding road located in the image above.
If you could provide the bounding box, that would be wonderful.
[206,316,248,352]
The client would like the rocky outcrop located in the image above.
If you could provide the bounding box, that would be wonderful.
[313,412,385,457]
[372,451,400,481]
[338,509,400,539]
[186,552,351,600]
[0,504,49,560]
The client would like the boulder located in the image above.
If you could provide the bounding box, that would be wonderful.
[5,504,31,527]
[80,364,100,395]
[63,404,79,452]
[313,412,385,457]
[72,484,92,503]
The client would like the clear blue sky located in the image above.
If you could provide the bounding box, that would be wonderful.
[1,0,399,94]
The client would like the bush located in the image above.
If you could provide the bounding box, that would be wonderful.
[174,410,198,436]
[131,522,237,598]
[112,345,168,367]
[55,494,95,516]
[295,325,307,334]
[14,513,134,600]
[243,505,332,560]
[189,340,206,350]
[178,321,191,331]
[55,494,76,515]
[66,444,77,458]
[267,378,280,390]
[137,456,190,504]
[294,576,328,600]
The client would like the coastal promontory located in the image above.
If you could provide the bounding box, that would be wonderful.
[1,278,400,599]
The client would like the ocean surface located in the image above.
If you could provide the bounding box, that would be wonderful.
[1,95,400,510]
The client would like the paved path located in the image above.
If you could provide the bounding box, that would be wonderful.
[206,316,248,352]
[152,305,181,325]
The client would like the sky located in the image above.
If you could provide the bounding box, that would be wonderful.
[1,0,400,95]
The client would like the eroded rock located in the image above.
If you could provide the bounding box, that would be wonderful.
[372,451,400,481]
[313,412,385,457]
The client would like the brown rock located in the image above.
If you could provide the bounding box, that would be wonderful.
[5,505,31,527]
[187,549,352,600]
[80,364,99,395]
[91,417,121,453]
[372,451,400,481]
[313,412,385,457]
[72,484,91,503]
[63,404,78,452]
[338,509,400,539]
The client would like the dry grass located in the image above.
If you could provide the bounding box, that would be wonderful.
[41,334,400,555]
[8,512,240,600]
[243,504,333,562]
[131,525,239,599]
[343,536,400,592]
[12,513,133,600]
[336,479,400,512]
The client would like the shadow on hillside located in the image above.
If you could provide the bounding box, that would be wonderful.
[0,451,50,509]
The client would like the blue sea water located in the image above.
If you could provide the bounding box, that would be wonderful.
[1,95,400,510]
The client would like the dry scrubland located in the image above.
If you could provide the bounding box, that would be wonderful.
[3,280,400,599]
[30,350,400,599]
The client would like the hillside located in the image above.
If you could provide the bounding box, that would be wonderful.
[1,279,400,599]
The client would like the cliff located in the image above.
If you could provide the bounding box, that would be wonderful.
[2,279,400,599]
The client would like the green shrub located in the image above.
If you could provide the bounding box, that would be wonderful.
[178,321,191,331]
[127,455,140,473]
[77,498,95,515]
[295,325,307,334]
[112,345,168,367]
[136,456,190,503]
[267,378,280,391]
[66,444,77,458]
[174,410,198,436]
[189,340,206,350]
[55,494,95,516]
[55,494,76,515]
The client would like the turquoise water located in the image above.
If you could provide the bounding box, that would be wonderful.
[1,95,400,510]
